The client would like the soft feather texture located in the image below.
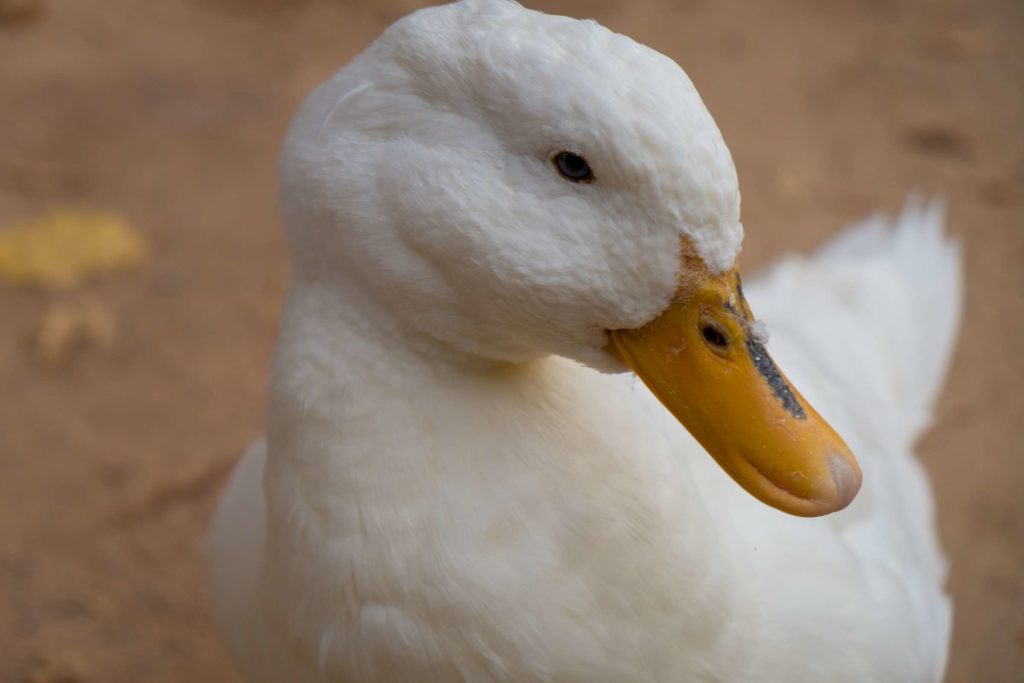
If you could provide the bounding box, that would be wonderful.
[206,1,957,681]
[279,0,740,371]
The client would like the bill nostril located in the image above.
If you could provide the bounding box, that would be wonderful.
[701,324,729,348]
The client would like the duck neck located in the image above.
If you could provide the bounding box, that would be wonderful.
[264,274,520,504]
[261,276,729,607]
[274,274,502,381]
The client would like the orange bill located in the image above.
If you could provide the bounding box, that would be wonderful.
[608,250,861,517]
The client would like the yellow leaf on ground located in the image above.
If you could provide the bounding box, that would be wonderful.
[32,298,117,367]
[0,208,147,290]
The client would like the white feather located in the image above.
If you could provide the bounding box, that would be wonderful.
[206,2,958,681]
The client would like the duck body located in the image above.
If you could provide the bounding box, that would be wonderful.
[206,2,956,680]
[209,209,956,681]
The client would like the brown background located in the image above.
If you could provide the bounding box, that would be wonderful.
[1,0,1021,681]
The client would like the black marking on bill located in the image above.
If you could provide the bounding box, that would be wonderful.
[745,335,806,419]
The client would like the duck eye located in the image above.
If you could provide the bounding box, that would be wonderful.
[553,151,594,183]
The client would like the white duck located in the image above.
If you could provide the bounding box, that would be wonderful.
[206,1,959,680]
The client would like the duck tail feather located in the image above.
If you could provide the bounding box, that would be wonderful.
[813,195,963,440]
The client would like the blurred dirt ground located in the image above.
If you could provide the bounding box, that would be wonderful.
[0,0,1021,681]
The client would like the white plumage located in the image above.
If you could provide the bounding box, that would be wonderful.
[206,2,958,680]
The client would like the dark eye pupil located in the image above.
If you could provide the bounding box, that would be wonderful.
[702,325,729,348]
[554,151,593,182]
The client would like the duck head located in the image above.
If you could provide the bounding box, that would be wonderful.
[279,0,860,516]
